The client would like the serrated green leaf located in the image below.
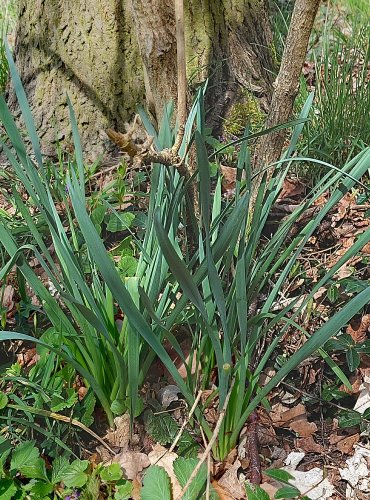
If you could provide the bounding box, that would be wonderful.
[144,410,178,445]
[51,388,78,412]
[0,478,18,500]
[10,441,39,472]
[62,459,89,488]
[338,409,362,428]
[173,457,206,500]
[264,469,295,484]
[100,463,123,482]
[51,455,70,484]
[141,465,171,500]
[0,393,8,410]
[245,483,270,500]
[19,457,48,481]
[275,485,301,498]
[111,398,127,415]
[29,481,54,497]
[176,431,199,458]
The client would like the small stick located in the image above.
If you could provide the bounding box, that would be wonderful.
[200,426,211,500]
[247,411,262,484]
[175,381,235,500]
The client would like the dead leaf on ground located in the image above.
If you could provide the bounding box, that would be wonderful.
[105,414,131,449]
[329,433,359,454]
[17,348,39,368]
[271,403,318,437]
[279,178,305,199]
[113,450,150,480]
[260,481,279,498]
[354,376,370,414]
[2,284,14,311]
[220,165,236,197]
[131,478,141,500]
[218,459,246,499]
[297,435,324,453]
[347,315,370,344]
[211,480,234,499]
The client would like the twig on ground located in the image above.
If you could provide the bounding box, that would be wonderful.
[247,411,262,484]
[175,380,235,500]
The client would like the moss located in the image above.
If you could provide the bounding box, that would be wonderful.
[224,89,265,136]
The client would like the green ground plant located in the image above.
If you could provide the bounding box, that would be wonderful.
[1,42,370,476]
[0,0,16,92]
[301,23,370,171]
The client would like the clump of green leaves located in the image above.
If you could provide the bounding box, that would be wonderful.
[0,439,132,499]
[297,10,370,173]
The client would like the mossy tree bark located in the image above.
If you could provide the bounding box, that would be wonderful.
[11,0,274,159]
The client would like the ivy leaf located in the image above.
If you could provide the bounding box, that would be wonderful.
[100,463,123,482]
[245,484,270,500]
[173,457,206,500]
[141,465,171,500]
[338,409,362,428]
[275,485,301,498]
[62,459,89,488]
[264,469,295,484]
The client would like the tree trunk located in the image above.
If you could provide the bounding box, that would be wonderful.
[130,0,274,130]
[11,0,274,159]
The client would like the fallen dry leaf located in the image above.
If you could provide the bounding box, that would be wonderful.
[279,178,305,199]
[354,376,370,414]
[297,435,324,453]
[220,165,237,197]
[218,459,246,499]
[347,315,370,344]
[330,433,359,454]
[148,443,181,498]
[131,478,141,500]
[211,480,235,500]
[271,403,318,437]
[105,414,131,449]
[113,451,150,480]
[284,467,334,499]
[260,481,279,498]
[339,444,370,497]
[2,284,14,311]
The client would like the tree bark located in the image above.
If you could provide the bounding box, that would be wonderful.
[130,0,274,129]
[11,0,144,160]
[252,0,321,193]
[10,0,274,158]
